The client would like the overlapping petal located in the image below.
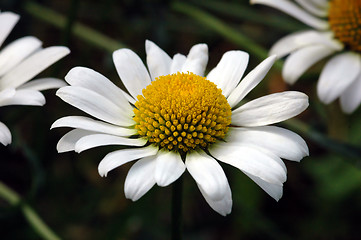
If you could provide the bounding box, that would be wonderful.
[124,156,157,201]
[155,150,186,187]
[0,121,12,146]
[317,52,361,104]
[232,91,308,126]
[98,145,158,177]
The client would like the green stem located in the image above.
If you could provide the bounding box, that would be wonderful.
[23,1,126,52]
[171,176,183,240]
[0,181,61,240]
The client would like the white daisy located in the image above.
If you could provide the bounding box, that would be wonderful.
[0,11,70,145]
[251,0,361,113]
[52,40,309,216]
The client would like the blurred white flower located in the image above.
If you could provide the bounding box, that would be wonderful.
[52,40,309,216]
[251,0,361,113]
[0,11,70,145]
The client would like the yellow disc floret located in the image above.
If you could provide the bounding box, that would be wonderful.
[329,0,361,52]
[133,72,232,153]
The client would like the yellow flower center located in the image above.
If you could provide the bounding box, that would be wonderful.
[328,0,361,52]
[133,72,232,153]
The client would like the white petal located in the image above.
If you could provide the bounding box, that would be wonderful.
[0,36,42,76]
[124,156,156,201]
[209,143,287,184]
[340,74,361,114]
[0,88,15,102]
[170,54,186,74]
[56,86,134,126]
[198,179,232,216]
[98,145,158,177]
[65,67,133,113]
[243,171,283,201]
[0,12,19,47]
[227,55,277,108]
[186,151,230,201]
[120,88,136,105]
[206,51,249,97]
[317,53,361,104]
[269,30,342,59]
[226,126,309,161]
[145,40,172,80]
[0,46,70,89]
[232,91,308,127]
[0,121,11,146]
[51,116,137,136]
[154,150,186,187]
[181,44,208,76]
[113,49,151,99]
[18,78,66,91]
[295,0,328,17]
[283,44,336,84]
[0,89,45,106]
[251,0,328,30]
[56,129,94,153]
[75,134,147,153]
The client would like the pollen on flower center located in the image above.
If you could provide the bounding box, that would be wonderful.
[133,72,232,153]
[328,0,361,52]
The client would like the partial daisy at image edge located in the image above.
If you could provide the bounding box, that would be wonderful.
[251,0,361,114]
[52,39,309,216]
[0,11,70,146]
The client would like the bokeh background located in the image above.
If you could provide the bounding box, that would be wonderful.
[1,0,361,239]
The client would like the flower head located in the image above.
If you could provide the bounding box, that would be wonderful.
[0,11,70,145]
[52,40,309,215]
[251,0,361,113]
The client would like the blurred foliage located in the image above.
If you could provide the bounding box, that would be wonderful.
[0,0,361,239]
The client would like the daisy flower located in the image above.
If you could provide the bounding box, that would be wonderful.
[52,40,309,216]
[0,11,70,145]
[251,0,361,113]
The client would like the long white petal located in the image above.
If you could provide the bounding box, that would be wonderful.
[75,134,147,153]
[170,54,186,74]
[146,40,172,80]
[227,55,277,108]
[210,143,287,184]
[0,12,19,47]
[340,74,361,114]
[181,44,208,76]
[51,116,137,136]
[317,53,361,104]
[0,121,11,146]
[124,156,156,201]
[232,91,308,127]
[226,126,309,161]
[0,89,45,106]
[113,49,151,100]
[269,30,342,59]
[186,151,230,201]
[98,145,158,177]
[154,150,186,187]
[243,171,283,201]
[0,36,42,76]
[56,86,134,126]
[295,0,328,17]
[207,51,249,97]
[251,0,329,30]
[18,78,66,91]
[65,67,133,113]
[198,179,232,216]
[283,44,335,84]
[56,129,94,153]
[0,46,70,89]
